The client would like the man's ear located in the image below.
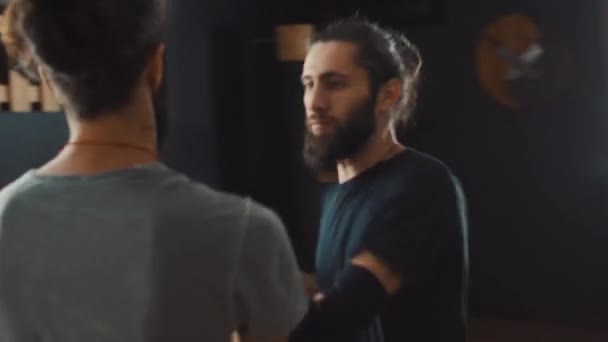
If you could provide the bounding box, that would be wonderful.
[38,65,63,106]
[147,43,166,93]
[375,78,401,116]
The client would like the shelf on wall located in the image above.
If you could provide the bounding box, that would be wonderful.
[0,111,63,115]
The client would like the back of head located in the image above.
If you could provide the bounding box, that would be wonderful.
[2,0,167,119]
[312,19,423,133]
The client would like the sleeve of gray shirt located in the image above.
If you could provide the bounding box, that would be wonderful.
[232,199,309,336]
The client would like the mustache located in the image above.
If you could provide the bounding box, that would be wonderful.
[306,113,336,126]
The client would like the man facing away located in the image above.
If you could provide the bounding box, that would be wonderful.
[0,1,307,341]
[290,19,469,342]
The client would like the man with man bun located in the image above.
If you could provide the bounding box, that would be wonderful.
[291,19,469,342]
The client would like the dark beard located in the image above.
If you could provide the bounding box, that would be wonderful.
[303,96,376,172]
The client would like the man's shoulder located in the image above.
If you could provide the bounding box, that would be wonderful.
[0,171,40,210]
[393,149,461,191]
[372,149,465,211]
[159,174,284,233]
[403,149,455,179]
[243,199,286,240]
[156,174,250,221]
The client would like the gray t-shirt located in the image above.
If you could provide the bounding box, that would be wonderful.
[0,163,308,342]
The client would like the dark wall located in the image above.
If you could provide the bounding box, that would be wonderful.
[163,0,276,186]
[162,0,220,185]
[399,0,608,326]
[0,113,67,187]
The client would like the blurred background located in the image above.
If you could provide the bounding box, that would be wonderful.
[1,0,607,340]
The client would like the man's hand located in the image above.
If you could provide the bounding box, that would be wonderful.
[312,250,401,305]
[351,251,402,295]
[301,272,319,297]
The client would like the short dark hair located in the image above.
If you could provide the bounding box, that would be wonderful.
[3,0,167,119]
[311,19,422,130]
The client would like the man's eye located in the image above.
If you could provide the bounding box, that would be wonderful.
[326,81,345,89]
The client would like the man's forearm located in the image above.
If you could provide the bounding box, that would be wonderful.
[289,264,389,341]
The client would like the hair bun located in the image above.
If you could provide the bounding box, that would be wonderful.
[387,29,422,78]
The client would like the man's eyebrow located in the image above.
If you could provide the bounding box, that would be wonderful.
[301,71,350,82]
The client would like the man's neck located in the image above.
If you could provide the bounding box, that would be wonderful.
[39,107,158,176]
[336,133,404,184]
